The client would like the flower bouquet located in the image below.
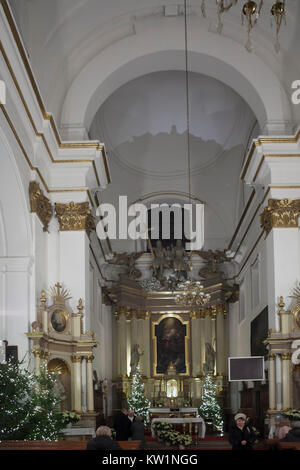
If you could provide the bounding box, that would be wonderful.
[283,409,300,421]
[61,411,81,426]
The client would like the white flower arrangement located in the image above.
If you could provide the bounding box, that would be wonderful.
[61,411,81,425]
[283,409,300,421]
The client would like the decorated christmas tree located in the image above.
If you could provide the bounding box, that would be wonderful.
[127,366,150,424]
[198,374,223,433]
[0,360,32,440]
[0,360,66,440]
[24,366,65,440]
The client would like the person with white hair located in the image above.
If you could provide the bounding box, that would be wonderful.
[280,420,300,442]
[86,426,121,450]
[228,413,256,451]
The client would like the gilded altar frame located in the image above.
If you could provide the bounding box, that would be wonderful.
[152,313,190,377]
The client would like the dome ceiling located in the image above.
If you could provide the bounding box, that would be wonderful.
[89,71,256,177]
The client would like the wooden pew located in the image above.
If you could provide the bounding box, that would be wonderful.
[264,439,300,451]
[117,441,141,450]
[0,440,141,450]
[278,442,300,451]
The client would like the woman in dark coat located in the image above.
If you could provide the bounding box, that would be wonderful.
[228,413,256,451]
[131,416,146,449]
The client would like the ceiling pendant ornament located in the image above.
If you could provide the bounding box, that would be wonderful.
[241,0,263,52]
[270,0,286,52]
[200,0,286,53]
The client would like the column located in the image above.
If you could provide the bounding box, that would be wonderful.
[264,226,300,332]
[32,349,41,375]
[282,353,292,410]
[115,312,121,377]
[268,353,276,411]
[275,355,282,410]
[55,201,94,314]
[131,317,139,352]
[72,355,82,412]
[86,355,95,412]
[126,314,132,376]
[141,313,151,377]
[216,312,227,375]
[118,313,128,376]
[81,357,87,412]
[199,317,206,374]
[191,316,201,376]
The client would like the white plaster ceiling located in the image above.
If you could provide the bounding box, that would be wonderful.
[8,0,300,128]
[89,70,256,177]
[6,0,300,249]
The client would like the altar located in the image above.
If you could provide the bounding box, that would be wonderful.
[151,417,206,438]
[149,407,198,418]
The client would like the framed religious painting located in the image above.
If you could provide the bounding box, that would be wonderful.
[50,308,68,333]
[152,313,190,377]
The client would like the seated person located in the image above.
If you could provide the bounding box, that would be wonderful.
[86,426,121,450]
[131,416,146,449]
[280,421,300,442]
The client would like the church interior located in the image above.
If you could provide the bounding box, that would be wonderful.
[1,0,300,451]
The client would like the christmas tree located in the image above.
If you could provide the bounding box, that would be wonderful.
[0,360,32,440]
[198,374,223,433]
[24,366,65,440]
[127,366,150,424]
[0,360,65,440]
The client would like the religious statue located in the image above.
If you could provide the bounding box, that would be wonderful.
[108,252,142,280]
[203,342,216,374]
[172,240,189,276]
[151,240,169,279]
[130,344,144,375]
[197,249,228,281]
[53,374,67,411]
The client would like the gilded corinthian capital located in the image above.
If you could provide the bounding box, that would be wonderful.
[55,201,95,237]
[29,181,52,231]
[260,198,300,236]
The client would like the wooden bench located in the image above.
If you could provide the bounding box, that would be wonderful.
[264,439,300,451]
[0,440,141,450]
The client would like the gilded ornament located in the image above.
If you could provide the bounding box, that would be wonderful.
[29,181,52,231]
[260,198,300,237]
[55,201,95,237]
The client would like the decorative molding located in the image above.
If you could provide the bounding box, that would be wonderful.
[29,181,52,231]
[281,353,292,360]
[260,198,300,237]
[55,201,95,236]
[71,355,83,363]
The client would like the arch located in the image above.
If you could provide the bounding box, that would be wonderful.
[0,127,32,257]
[61,19,292,136]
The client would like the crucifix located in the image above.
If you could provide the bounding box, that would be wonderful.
[55,282,62,296]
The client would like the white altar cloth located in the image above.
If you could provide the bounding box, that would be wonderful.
[149,408,198,416]
[151,417,206,438]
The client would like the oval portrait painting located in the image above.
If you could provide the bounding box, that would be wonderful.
[51,309,67,333]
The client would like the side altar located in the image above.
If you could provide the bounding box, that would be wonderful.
[26,283,98,433]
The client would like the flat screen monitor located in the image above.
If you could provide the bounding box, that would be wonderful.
[228,356,265,381]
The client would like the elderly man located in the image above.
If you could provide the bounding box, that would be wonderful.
[86,426,121,450]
